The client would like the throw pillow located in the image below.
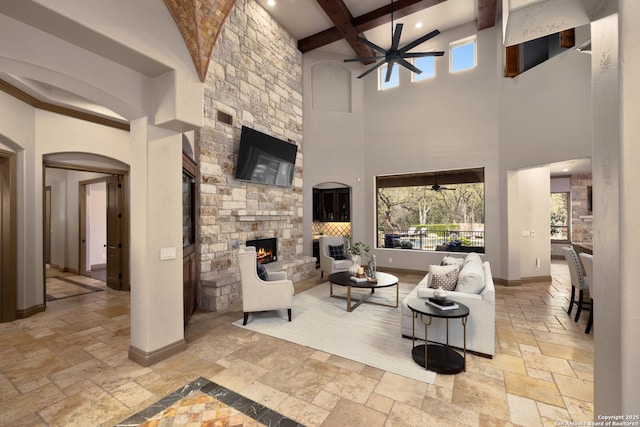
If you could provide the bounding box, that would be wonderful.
[441,256,465,269]
[328,244,347,260]
[427,264,459,291]
[456,260,485,294]
[256,262,269,281]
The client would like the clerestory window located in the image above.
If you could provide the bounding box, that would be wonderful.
[411,56,436,82]
[450,36,477,73]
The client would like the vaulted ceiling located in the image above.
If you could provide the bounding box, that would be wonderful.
[256,0,498,58]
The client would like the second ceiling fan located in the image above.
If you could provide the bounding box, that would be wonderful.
[344,0,445,82]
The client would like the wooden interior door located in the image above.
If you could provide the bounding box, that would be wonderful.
[106,175,123,290]
[1,155,17,322]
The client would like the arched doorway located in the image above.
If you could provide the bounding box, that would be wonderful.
[43,153,130,305]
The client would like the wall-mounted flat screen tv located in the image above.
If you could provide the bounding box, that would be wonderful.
[234,126,297,187]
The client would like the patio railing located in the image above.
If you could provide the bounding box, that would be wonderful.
[378,227,485,251]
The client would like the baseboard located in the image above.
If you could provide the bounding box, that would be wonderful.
[129,339,186,367]
[63,267,80,275]
[16,304,46,319]
[493,276,552,286]
[91,263,106,269]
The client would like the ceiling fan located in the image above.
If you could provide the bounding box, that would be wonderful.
[431,175,455,192]
[344,0,445,82]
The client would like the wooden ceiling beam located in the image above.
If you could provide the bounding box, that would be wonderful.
[300,0,499,54]
[313,0,376,61]
[300,0,446,54]
[476,0,497,31]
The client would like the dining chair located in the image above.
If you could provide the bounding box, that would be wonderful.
[579,253,594,334]
[561,246,590,322]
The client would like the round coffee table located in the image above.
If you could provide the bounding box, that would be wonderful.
[407,296,469,374]
[327,271,399,312]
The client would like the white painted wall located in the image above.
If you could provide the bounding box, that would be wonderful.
[303,21,591,281]
[591,7,620,416]
[45,169,67,270]
[88,182,107,268]
[516,167,551,278]
[302,52,366,256]
[618,0,640,413]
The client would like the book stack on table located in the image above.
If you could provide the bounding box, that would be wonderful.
[425,297,459,310]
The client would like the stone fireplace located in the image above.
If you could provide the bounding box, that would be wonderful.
[246,238,277,264]
[195,0,315,313]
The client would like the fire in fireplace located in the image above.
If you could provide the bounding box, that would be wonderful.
[246,238,277,264]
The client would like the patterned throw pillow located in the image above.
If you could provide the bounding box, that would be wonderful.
[256,263,268,281]
[328,244,347,260]
[428,264,459,291]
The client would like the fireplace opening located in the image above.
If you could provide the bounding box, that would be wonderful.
[246,238,277,264]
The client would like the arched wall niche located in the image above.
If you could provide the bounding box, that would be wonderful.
[311,62,352,113]
[312,181,352,238]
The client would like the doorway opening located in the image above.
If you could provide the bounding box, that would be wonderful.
[44,160,129,304]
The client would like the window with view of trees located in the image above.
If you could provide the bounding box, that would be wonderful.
[550,192,570,241]
[376,168,485,251]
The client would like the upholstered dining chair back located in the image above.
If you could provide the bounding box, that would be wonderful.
[579,253,593,292]
[562,246,590,322]
[562,247,588,291]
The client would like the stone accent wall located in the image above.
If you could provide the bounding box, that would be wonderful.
[571,173,593,242]
[197,0,314,311]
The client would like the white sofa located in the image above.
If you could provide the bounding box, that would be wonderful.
[401,255,496,358]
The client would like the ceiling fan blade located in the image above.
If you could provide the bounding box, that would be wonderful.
[357,60,387,79]
[391,23,403,50]
[344,56,386,63]
[385,62,396,82]
[399,29,441,54]
[398,58,422,74]
[402,51,445,58]
[357,36,386,54]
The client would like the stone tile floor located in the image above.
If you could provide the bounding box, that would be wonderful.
[0,260,593,426]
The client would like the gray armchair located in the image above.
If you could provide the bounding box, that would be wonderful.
[319,236,352,279]
[237,246,294,325]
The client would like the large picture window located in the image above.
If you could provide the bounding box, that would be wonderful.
[376,168,485,252]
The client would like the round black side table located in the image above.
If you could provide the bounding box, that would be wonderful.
[407,297,470,374]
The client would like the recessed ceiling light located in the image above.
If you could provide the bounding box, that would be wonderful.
[267,0,275,6]
[415,22,423,29]
[562,168,570,172]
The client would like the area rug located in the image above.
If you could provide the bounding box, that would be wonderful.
[233,281,436,384]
